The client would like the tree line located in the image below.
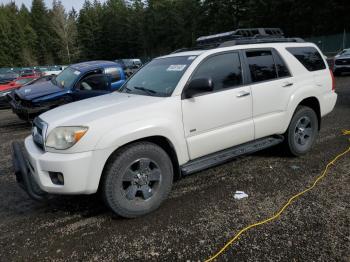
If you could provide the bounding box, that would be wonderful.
[0,0,349,67]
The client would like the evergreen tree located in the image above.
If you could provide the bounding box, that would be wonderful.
[31,0,52,64]
[51,0,79,64]
[19,4,38,65]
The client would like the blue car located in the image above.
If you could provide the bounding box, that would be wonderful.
[8,61,126,121]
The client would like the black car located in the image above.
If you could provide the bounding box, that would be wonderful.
[0,71,19,85]
[333,49,350,76]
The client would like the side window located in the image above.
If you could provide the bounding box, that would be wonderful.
[246,50,277,83]
[273,51,291,78]
[191,52,242,91]
[79,74,109,91]
[286,47,326,71]
[105,67,121,82]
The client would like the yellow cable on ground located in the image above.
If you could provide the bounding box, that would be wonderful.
[205,131,350,262]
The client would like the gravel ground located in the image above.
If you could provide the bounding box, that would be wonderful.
[0,77,349,262]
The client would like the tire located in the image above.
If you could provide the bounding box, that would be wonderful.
[285,106,318,156]
[102,142,173,218]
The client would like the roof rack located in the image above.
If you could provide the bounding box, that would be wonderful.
[196,28,285,46]
[171,28,304,54]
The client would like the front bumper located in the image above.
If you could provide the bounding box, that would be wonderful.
[0,95,10,109]
[333,64,350,73]
[7,93,49,121]
[11,136,109,196]
[11,141,47,200]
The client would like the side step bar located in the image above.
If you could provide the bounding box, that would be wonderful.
[181,135,284,176]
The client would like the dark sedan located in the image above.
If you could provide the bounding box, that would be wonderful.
[333,49,350,76]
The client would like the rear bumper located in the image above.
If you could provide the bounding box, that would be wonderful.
[321,91,337,117]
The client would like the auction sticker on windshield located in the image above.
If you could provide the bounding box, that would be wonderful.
[167,65,187,72]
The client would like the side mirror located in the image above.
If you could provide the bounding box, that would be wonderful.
[183,78,214,99]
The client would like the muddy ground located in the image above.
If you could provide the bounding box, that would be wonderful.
[0,77,349,262]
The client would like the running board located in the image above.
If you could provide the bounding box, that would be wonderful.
[181,135,284,176]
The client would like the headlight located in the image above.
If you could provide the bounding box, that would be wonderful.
[0,90,11,97]
[46,126,88,150]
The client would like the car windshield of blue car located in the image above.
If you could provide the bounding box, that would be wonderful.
[53,67,81,89]
[120,55,197,97]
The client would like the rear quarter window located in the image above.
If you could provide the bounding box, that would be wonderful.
[286,47,326,71]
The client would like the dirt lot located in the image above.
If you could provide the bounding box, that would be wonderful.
[0,77,349,262]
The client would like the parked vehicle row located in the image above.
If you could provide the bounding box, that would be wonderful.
[0,76,40,109]
[0,71,19,85]
[115,58,143,77]
[7,61,127,120]
[11,29,337,218]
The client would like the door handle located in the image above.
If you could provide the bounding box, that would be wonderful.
[236,91,250,98]
[282,82,294,88]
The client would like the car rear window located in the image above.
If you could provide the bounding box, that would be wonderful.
[286,47,326,71]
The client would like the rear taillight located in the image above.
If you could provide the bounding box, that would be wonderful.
[330,69,335,91]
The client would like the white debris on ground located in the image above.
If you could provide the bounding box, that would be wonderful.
[234,191,249,200]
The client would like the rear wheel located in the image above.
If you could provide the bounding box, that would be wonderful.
[285,106,318,156]
[102,142,173,218]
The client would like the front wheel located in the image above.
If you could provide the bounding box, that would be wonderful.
[285,106,318,156]
[102,142,173,218]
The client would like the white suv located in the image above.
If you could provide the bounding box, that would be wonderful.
[12,38,337,218]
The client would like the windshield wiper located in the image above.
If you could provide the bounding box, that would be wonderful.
[134,86,157,96]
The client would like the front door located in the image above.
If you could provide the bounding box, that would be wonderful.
[182,52,254,160]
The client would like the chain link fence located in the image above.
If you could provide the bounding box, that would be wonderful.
[305,32,350,57]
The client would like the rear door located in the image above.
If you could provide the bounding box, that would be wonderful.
[285,46,330,89]
[244,49,295,139]
[182,51,254,159]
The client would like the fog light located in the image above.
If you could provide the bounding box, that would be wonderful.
[49,172,64,185]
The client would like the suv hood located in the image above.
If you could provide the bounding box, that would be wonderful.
[40,92,166,128]
[15,81,64,100]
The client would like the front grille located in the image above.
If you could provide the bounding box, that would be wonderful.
[32,117,47,151]
[335,59,350,65]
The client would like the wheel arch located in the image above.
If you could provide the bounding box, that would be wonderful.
[297,97,321,130]
[97,135,181,192]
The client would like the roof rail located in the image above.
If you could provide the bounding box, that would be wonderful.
[196,28,285,46]
[218,37,305,48]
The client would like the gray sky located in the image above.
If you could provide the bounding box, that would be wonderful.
[1,0,107,11]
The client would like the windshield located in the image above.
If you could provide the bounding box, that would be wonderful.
[53,67,81,89]
[120,56,197,97]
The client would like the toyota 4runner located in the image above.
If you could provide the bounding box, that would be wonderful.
[12,33,337,218]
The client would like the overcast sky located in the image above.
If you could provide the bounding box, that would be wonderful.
[1,0,107,11]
